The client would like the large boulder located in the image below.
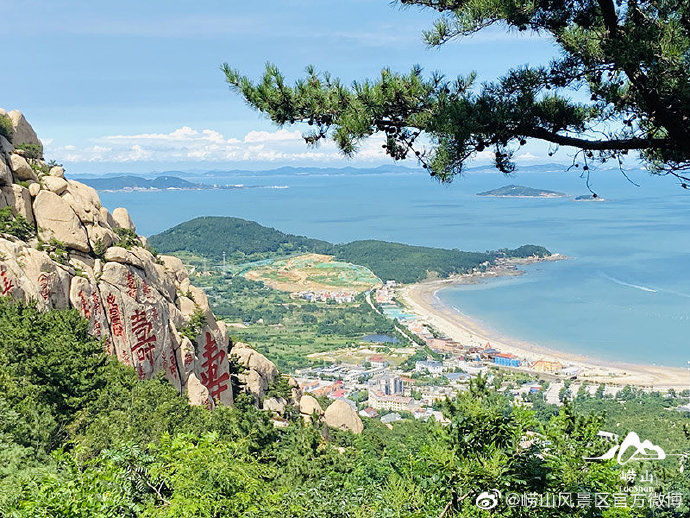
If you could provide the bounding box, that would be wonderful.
[7,111,42,153]
[43,176,68,194]
[299,395,324,421]
[231,342,279,401]
[324,400,364,434]
[33,190,89,252]
[9,154,38,182]
[1,184,34,225]
[112,207,135,231]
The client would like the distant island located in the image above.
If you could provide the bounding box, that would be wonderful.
[75,175,243,192]
[476,184,567,198]
[574,194,606,202]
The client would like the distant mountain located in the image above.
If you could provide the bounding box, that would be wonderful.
[149,216,552,284]
[477,184,567,198]
[75,175,235,191]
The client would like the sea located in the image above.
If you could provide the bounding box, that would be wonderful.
[96,165,690,368]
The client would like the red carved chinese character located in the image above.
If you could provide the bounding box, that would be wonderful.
[106,294,125,337]
[37,273,51,301]
[142,281,151,298]
[200,332,229,400]
[130,309,156,365]
[92,292,101,315]
[1,267,14,295]
[77,290,92,318]
[126,272,138,299]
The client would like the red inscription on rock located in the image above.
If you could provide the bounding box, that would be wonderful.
[106,294,125,337]
[200,332,229,400]
[1,267,14,295]
[126,272,138,299]
[37,273,51,301]
[130,309,156,369]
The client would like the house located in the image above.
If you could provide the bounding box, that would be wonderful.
[359,407,379,418]
[380,412,402,424]
[367,355,389,368]
[532,360,563,373]
[493,353,521,368]
[368,390,413,411]
[415,360,444,375]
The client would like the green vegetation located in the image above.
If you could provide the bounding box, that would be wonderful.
[148,216,331,261]
[334,240,550,283]
[114,226,142,249]
[0,298,687,516]
[14,143,42,160]
[37,238,69,264]
[0,207,36,241]
[149,216,551,284]
[0,114,13,141]
[476,185,567,197]
[225,0,690,183]
[194,273,400,372]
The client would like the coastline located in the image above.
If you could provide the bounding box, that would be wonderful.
[398,257,690,389]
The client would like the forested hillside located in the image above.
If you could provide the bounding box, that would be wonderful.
[149,217,551,283]
[148,217,332,261]
[333,241,551,283]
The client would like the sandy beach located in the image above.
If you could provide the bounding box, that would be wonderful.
[398,258,690,390]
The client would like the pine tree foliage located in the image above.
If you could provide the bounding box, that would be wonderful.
[224,0,690,185]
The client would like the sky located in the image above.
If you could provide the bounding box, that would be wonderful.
[3,0,561,174]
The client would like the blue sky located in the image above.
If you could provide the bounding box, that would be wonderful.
[3,0,560,173]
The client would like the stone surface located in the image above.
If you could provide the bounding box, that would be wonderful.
[0,111,285,411]
[1,184,35,225]
[9,154,37,182]
[231,342,279,401]
[49,165,65,177]
[112,207,135,231]
[263,396,287,415]
[324,400,364,434]
[33,190,89,252]
[0,157,12,186]
[8,111,42,153]
[104,246,145,268]
[43,176,68,194]
[299,395,324,420]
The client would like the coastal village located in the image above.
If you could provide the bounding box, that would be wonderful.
[290,280,682,426]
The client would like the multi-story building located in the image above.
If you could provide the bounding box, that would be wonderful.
[368,373,405,395]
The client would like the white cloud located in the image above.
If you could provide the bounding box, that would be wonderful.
[45,125,394,165]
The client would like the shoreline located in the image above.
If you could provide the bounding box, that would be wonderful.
[398,257,690,389]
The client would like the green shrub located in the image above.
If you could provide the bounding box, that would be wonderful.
[0,207,36,240]
[15,143,42,160]
[37,238,69,264]
[113,227,141,249]
[0,115,13,141]
[179,306,207,342]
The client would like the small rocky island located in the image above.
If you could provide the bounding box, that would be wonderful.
[476,184,567,198]
[574,194,606,202]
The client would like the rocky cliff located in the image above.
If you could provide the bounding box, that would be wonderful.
[0,109,364,433]
[0,109,242,409]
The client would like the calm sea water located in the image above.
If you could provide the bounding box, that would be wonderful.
[98,167,690,367]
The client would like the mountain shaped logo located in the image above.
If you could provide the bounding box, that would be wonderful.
[584,432,666,465]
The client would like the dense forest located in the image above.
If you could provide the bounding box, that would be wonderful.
[1,297,687,517]
[333,241,551,283]
[148,217,332,261]
[149,217,551,283]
